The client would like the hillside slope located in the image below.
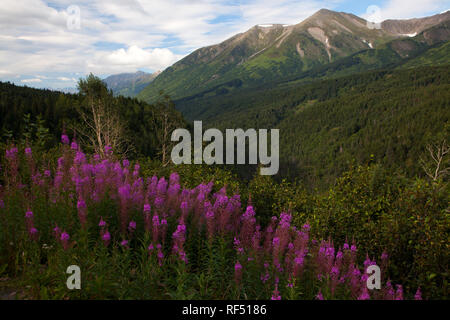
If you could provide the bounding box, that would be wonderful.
[173,20,449,121]
[0,81,185,158]
[138,10,449,102]
[179,65,449,187]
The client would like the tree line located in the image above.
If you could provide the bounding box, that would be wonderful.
[0,75,186,161]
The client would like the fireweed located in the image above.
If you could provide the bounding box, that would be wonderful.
[0,140,423,300]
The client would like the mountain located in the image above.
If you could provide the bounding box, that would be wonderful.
[180,66,449,187]
[172,19,449,122]
[400,40,450,68]
[104,71,160,97]
[133,9,449,187]
[137,9,449,102]
[381,10,450,35]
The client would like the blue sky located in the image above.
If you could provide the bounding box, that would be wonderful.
[0,0,448,90]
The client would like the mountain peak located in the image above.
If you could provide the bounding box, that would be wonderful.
[381,10,450,35]
[297,8,367,31]
[254,24,285,29]
[307,8,350,20]
[137,10,449,102]
[313,8,337,16]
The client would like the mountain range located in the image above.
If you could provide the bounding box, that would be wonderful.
[103,70,160,97]
[131,8,449,187]
[64,8,449,187]
[137,9,449,104]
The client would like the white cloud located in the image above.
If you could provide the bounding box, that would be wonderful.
[0,0,213,82]
[21,78,42,83]
[0,70,13,75]
[0,0,331,83]
[361,0,449,21]
[0,0,66,30]
[238,0,325,28]
[0,0,448,89]
[90,45,183,73]
[57,76,73,81]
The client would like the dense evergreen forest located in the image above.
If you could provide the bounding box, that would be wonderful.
[0,81,185,159]
[175,66,450,189]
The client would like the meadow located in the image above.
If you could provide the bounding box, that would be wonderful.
[0,136,430,300]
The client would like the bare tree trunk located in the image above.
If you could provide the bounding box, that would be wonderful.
[420,139,450,182]
[76,91,131,157]
[161,112,170,166]
[153,92,175,166]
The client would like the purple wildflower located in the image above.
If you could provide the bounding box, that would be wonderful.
[70,141,78,150]
[29,227,38,240]
[395,285,404,300]
[128,220,137,232]
[61,134,70,144]
[235,261,243,284]
[102,231,111,245]
[316,291,324,300]
[60,231,70,250]
[414,287,422,300]
[5,147,18,160]
[271,284,281,300]
[98,217,106,227]
[358,288,370,300]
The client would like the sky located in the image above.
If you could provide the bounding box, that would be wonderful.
[0,0,449,90]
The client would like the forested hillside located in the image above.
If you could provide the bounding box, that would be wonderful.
[0,81,186,159]
[175,66,450,188]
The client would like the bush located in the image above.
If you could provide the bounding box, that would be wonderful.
[291,164,449,299]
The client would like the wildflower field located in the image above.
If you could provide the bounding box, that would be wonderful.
[0,136,437,300]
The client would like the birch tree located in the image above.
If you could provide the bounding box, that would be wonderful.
[420,139,450,182]
[75,74,131,157]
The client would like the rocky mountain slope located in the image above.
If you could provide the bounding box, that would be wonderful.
[138,9,450,103]
[382,10,449,35]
